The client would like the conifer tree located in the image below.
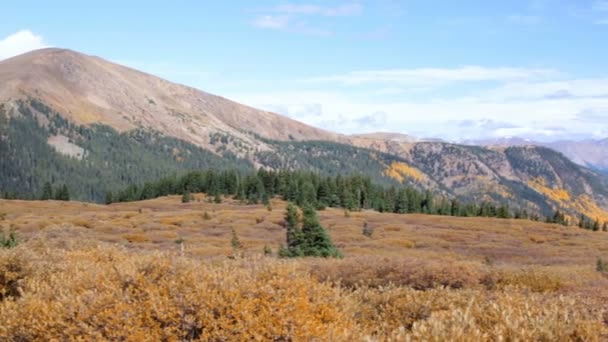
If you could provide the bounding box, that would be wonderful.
[299,205,342,258]
[182,191,191,203]
[280,203,341,258]
[40,182,53,200]
[54,184,70,201]
[284,203,302,254]
[593,219,601,232]
[395,189,408,214]
[104,192,114,205]
[299,181,317,207]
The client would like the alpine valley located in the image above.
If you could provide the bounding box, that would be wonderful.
[1,48,608,222]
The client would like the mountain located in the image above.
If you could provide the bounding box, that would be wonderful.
[471,137,608,172]
[547,139,608,172]
[1,48,607,222]
[0,48,345,158]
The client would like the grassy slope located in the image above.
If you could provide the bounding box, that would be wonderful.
[1,197,608,340]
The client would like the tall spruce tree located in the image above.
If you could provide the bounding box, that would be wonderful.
[299,205,341,258]
[280,203,341,258]
[281,202,303,257]
[54,184,70,201]
[40,182,53,200]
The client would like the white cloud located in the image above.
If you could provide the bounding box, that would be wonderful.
[0,30,48,60]
[484,78,608,101]
[227,73,608,141]
[251,2,361,35]
[303,66,557,87]
[252,15,290,29]
[271,3,362,17]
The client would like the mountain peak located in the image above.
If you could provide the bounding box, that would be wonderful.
[0,48,343,150]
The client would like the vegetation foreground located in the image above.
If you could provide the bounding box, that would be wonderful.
[2,196,608,340]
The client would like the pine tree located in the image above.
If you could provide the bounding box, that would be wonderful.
[299,205,342,258]
[284,203,303,255]
[395,189,408,214]
[104,192,114,205]
[497,205,511,219]
[40,182,53,200]
[54,184,70,201]
[280,204,341,258]
[298,181,317,207]
[578,214,586,228]
[182,191,191,203]
[593,219,601,232]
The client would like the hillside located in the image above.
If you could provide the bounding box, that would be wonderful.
[1,197,608,339]
[1,48,607,221]
[472,137,608,173]
[0,48,344,154]
[350,137,608,222]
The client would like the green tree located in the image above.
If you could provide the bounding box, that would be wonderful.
[283,203,303,256]
[40,182,53,200]
[182,191,191,203]
[54,184,70,201]
[280,203,341,258]
[298,181,317,207]
[104,192,114,205]
[593,219,601,232]
[299,205,341,258]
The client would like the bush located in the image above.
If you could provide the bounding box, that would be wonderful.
[0,231,18,249]
[310,257,482,290]
[597,257,608,273]
[0,249,30,301]
[181,192,191,203]
[362,222,374,238]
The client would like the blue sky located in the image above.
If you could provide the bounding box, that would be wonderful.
[1,0,608,141]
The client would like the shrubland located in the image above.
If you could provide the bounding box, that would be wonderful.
[1,196,608,340]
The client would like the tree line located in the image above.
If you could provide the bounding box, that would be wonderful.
[107,168,543,221]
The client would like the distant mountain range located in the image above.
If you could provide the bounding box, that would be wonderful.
[467,137,608,173]
[1,48,607,222]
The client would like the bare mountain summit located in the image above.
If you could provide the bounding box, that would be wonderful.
[0,48,344,154]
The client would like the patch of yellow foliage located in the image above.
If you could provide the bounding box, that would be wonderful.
[528,177,608,222]
[527,177,571,202]
[384,162,425,183]
[573,195,608,222]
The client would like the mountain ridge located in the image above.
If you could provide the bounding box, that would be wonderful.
[1,48,607,222]
[469,137,608,172]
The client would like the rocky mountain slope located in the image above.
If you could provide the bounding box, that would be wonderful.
[471,137,608,173]
[1,48,607,221]
[0,48,344,161]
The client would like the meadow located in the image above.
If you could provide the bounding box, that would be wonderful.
[1,195,608,340]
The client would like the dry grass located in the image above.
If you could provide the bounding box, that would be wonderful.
[2,196,608,340]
